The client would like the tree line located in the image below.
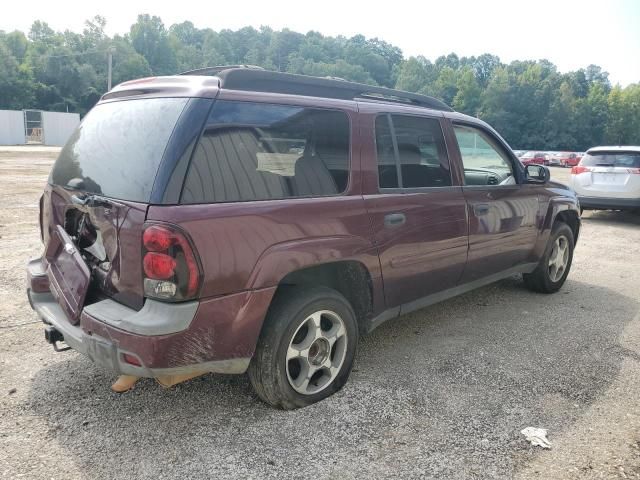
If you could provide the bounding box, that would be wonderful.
[1,14,638,150]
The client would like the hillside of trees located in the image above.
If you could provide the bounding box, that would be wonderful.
[1,14,639,150]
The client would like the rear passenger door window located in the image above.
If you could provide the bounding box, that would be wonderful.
[181,101,350,203]
[375,114,452,189]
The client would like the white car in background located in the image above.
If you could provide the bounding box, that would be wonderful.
[547,151,562,166]
[570,146,640,211]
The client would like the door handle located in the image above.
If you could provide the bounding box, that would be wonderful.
[474,203,490,216]
[384,213,406,227]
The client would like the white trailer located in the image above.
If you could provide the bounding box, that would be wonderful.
[0,110,27,145]
[0,109,80,146]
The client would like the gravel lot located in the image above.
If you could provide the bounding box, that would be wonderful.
[1,148,639,479]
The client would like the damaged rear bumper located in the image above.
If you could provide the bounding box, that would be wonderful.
[29,289,250,377]
[27,257,275,378]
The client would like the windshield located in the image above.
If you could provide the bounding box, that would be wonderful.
[581,152,640,168]
[49,98,189,202]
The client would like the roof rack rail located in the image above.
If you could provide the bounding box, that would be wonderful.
[179,65,265,76]
[180,66,453,112]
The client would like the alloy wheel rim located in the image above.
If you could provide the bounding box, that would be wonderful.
[286,310,348,395]
[548,235,569,282]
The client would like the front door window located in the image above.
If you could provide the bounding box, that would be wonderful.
[453,125,515,186]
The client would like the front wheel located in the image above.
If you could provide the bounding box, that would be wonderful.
[523,222,575,293]
[248,286,358,409]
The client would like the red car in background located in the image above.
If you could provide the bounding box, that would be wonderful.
[558,152,582,167]
[519,151,549,166]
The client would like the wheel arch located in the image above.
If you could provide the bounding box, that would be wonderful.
[532,196,580,260]
[554,209,580,242]
[272,260,375,335]
[544,197,580,241]
[245,235,383,340]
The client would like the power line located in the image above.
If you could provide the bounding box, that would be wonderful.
[35,48,113,60]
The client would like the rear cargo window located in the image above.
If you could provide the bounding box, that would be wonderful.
[50,98,189,202]
[180,101,350,203]
[581,152,640,168]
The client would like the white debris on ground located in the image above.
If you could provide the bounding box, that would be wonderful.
[521,427,552,449]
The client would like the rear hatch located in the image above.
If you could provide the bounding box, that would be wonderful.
[573,151,640,198]
[42,97,192,319]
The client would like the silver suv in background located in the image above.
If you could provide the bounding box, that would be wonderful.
[570,146,640,211]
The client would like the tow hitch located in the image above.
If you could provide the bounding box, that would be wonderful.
[44,326,71,352]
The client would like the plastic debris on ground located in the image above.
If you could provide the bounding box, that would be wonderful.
[521,427,552,449]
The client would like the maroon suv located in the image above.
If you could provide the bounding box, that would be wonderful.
[27,67,580,409]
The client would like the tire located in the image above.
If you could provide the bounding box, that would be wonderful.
[523,222,574,293]
[248,286,358,409]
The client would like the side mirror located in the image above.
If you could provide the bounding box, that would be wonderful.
[526,164,550,184]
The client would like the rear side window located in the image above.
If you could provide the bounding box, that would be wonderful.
[181,101,350,203]
[50,98,189,202]
[375,114,452,189]
[581,152,640,168]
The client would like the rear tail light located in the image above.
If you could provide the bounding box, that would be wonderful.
[627,168,640,174]
[571,166,592,175]
[143,252,177,280]
[142,223,201,301]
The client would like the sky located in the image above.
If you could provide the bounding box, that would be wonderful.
[1,0,639,86]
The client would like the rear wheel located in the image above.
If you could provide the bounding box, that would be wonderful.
[523,222,574,293]
[248,286,358,409]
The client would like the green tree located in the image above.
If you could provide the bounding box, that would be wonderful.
[111,37,153,85]
[480,66,520,143]
[585,64,610,92]
[297,59,374,84]
[3,31,29,61]
[0,42,35,109]
[28,21,56,43]
[395,56,434,92]
[0,15,636,152]
[575,83,609,148]
[169,21,204,47]
[429,66,458,105]
[453,67,482,115]
[267,28,304,71]
[546,80,578,149]
[471,53,501,87]
[130,14,177,75]
[606,84,640,145]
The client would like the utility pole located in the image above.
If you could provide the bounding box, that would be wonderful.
[107,47,115,91]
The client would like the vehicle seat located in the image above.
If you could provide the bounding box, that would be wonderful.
[397,143,429,188]
[397,143,449,188]
[292,134,346,196]
[292,155,338,196]
[182,128,291,202]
